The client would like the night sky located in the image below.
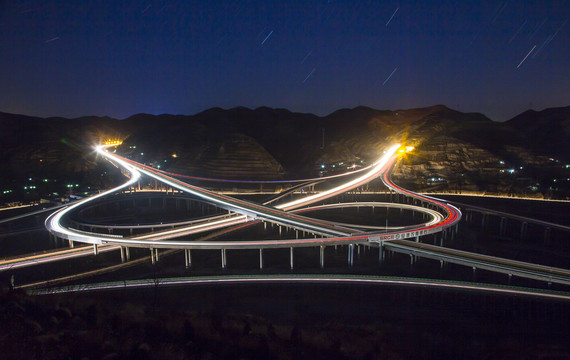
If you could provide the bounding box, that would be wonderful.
[0,1,568,121]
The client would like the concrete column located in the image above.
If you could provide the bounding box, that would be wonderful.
[481,213,487,229]
[93,244,98,255]
[221,249,227,269]
[150,248,155,264]
[68,240,74,248]
[544,227,551,242]
[120,247,126,263]
[378,242,384,264]
[348,244,354,267]
[499,217,506,236]
[410,254,414,265]
[184,249,191,268]
[290,247,294,270]
[259,248,264,270]
[125,247,130,261]
[520,222,527,240]
[320,246,325,269]
[415,236,419,243]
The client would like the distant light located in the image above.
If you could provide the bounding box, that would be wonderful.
[321,164,325,169]
[172,154,177,158]
[29,178,32,181]
[499,161,505,165]
[157,165,161,169]
[141,153,144,156]
[519,167,523,170]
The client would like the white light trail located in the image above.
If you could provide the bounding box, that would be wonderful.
[382,67,398,86]
[45,146,141,245]
[261,30,273,45]
[302,67,316,83]
[517,45,536,68]
[386,7,399,27]
[277,144,400,211]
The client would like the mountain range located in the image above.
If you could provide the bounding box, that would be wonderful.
[1,104,569,198]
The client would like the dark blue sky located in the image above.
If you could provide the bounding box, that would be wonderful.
[0,0,568,121]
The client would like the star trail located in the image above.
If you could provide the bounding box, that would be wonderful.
[0,0,568,120]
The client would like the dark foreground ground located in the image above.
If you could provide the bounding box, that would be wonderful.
[2,282,569,360]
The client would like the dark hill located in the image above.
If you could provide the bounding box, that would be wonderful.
[1,104,569,199]
[505,106,570,161]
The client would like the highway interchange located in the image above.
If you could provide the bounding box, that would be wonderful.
[2,142,570,296]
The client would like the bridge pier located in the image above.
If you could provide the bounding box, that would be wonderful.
[520,222,528,240]
[184,249,191,268]
[93,244,98,255]
[499,217,507,236]
[150,248,158,264]
[290,247,294,270]
[320,246,325,269]
[120,247,126,263]
[221,249,227,269]
[378,242,384,264]
[544,227,551,242]
[481,213,488,230]
[348,244,354,267]
[68,240,74,248]
[259,249,264,270]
